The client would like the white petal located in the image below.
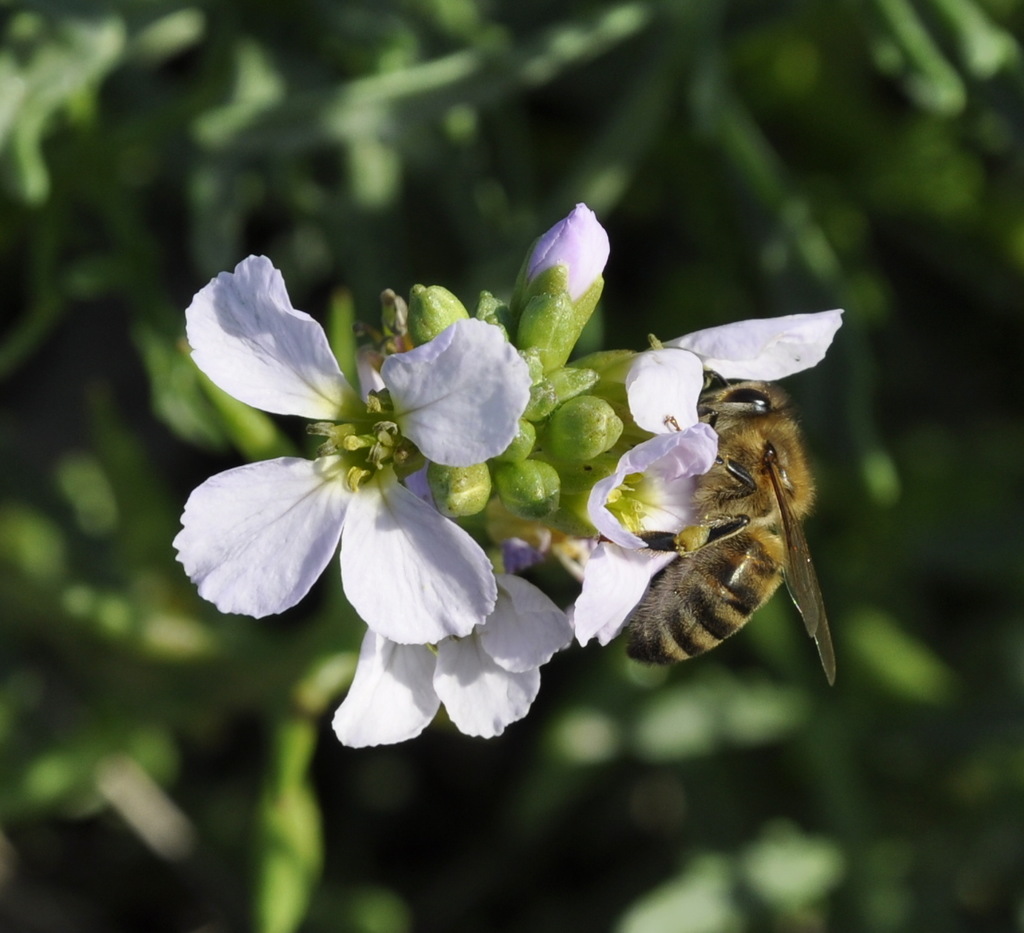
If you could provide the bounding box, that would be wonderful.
[355,344,387,400]
[332,632,440,747]
[572,542,674,646]
[434,635,540,738]
[186,256,358,419]
[626,348,704,433]
[622,423,719,531]
[339,473,497,644]
[173,456,350,617]
[587,426,719,549]
[615,423,718,479]
[383,318,531,466]
[479,575,574,673]
[665,309,844,380]
[588,465,648,550]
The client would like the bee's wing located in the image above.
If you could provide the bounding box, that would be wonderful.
[766,455,836,685]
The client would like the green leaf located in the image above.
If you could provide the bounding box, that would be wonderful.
[253,715,323,933]
[849,608,958,704]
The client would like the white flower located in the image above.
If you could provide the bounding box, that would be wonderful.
[173,256,531,644]
[332,575,573,746]
[625,310,843,432]
[573,309,844,648]
[663,309,844,380]
[624,346,706,436]
[572,423,719,647]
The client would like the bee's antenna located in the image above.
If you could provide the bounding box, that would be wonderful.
[703,369,728,390]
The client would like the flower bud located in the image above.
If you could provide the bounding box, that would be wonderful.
[380,288,408,338]
[542,395,623,462]
[516,292,587,374]
[426,462,492,517]
[523,203,610,304]
[568,349,636,381]
[548,451,619,495]
[407,284,469,346]
[493,460,560,520]
[522,378,559,422]
[547,365,599,403]
[474,291,513,339]
[492,419,536,463]
[519,347,546,383]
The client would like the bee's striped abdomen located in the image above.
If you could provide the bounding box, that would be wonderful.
[627,531,784,665]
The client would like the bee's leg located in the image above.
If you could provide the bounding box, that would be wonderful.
[641,516,750,555]
[677,514,750,552]
[638,514,753,557]
[640,530,684,552]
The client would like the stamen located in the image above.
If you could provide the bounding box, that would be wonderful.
[365,389,393,414]
[309,422,359,456]
[605,471,649,533]
[345,466,373,492]
[341,433,373,451]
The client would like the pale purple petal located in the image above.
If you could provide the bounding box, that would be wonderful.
[588,425,719,549]
[402,465,434,505]
[625,423,719,530]
[665,309,843,380]
[332,632,440,747]
[339,472,497,644]
[526,203,610,301]
[434,635,540,738]
[626,348,704,433]
[382,318,531,466]
[173,456,351,618]
[501,537,546,574]
[479,575,573,673]
[355,344,387,399]
[572,543,674,646]
[185,256,358,419]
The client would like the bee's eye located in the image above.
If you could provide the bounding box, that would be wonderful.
[724,387,771,410]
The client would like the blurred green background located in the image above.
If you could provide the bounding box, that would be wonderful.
[2,1,1023,931]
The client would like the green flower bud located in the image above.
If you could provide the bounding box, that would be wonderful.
[522,379,559,422]
[520,347,546,383]
[542,395,623,462]
[407,284,469,346]
[474,291,513,339]
[508,250,572,322]
[493,460,560,520]
[516,292,589,374]
[521,262,571,305]
[566,275,604,339]
[380,288,409,338]
[493,419,536,463]
[427,462,492,517]
[546,451,619,495]
[547,366,599,403]
[568,349,636,380]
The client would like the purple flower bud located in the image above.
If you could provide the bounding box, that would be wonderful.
[527,203,610,301]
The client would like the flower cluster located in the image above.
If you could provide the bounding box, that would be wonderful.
[174,204,842,747]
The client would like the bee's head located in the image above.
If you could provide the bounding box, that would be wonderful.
[698,380,791,426]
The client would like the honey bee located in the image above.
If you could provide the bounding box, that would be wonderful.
[627,378,836,684]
